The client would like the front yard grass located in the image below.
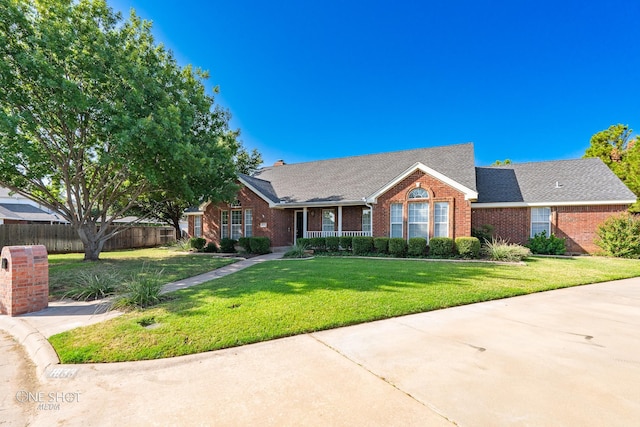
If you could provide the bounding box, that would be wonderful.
[49,248,238,298]
[49,256,640,363]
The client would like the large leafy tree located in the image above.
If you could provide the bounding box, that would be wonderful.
[584,124,640,212]
[126,138,262,240]
[0,0,239,259]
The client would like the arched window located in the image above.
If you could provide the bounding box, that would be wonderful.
[408,188,429,199]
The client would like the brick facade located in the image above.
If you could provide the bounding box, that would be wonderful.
[0,245,49,316]
[373,170,471,239]
[472,205,629,254]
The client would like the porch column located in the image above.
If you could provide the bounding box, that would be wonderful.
[337,206,343,236]
[303,207,308,238]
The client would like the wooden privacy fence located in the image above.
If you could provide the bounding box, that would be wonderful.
[0,224,176,253]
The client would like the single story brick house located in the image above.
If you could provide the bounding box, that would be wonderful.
[186,143,636,254]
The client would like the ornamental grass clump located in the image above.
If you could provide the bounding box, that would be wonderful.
[482,238,531,262]
[62,269,122,301]
[111,267,167,310]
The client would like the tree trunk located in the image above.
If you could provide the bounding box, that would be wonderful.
[76,222,105,261]
[172,218,182,240]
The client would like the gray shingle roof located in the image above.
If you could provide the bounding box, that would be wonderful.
[475,158,636,204]
[248,143,477,205]
[0,203,61,222]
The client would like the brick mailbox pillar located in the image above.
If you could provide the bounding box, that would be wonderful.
[0,245,49,316]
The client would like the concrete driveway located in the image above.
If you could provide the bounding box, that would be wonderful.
[8,277,640,426]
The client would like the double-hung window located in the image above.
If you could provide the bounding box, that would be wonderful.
[231,210,242,240]
[390,203,403,238]
[408,203,429,239]
[531,207,551,237]
[221,211,229,239]
[434,202,449,237]
[244,209,253,237]
[194,216,202,238]
[322,210,335,235]
[362,209,372,235]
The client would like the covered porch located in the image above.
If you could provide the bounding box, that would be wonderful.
[293,205,372,240]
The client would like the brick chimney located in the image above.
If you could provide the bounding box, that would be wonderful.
[273,159,286,167]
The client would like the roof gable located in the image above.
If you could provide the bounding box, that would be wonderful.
[248,143,477,206]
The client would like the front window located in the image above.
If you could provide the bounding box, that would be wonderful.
[322,209,335,235]
[408,188,429,199]
[362,209,372,235]
[244,209,253,237]
[408,202,429,239]
[231,210,242,240]
[221,211,229,239]
[434,202,449,237]
[531,207,551,237]
[390,203,403,238]
[194,216,202,238]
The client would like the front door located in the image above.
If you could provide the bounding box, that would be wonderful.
[295,211,304,240]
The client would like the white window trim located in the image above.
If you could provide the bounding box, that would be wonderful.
[530,207,551,237]
[362,208,372,233]
[408,202,429,240]
[434,202,449,238]
[221,211,229,239]
[322,209,335,233]
[390,203,403,238]
[231,209,242,240]
[244,209,253,237]
[193,215,202,238]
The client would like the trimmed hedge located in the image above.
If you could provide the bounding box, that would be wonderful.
[189,237,206,251]
[249,237,271,254]
[203,242,218,253]
[339,236,352,251]
[219,238,237,253]
[309,237,326,251]
[352,236,374,255]
[326,236,340,252]
[374,237,389,254]
[408,237,427,256]
[238,237,252,253]
[455,237,480,258]
[389,238,407,257]
[429,237,455,257]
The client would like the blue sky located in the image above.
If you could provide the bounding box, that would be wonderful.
[109,0,639,167]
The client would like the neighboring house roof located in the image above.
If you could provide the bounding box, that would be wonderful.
[0,203,62,222]
[245,143,478,207]
[474,158,637,206]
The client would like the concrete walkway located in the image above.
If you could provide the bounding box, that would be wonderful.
[1,256,639,425]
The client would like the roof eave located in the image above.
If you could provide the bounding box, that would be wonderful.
[238,175,280,208]
[472,199,637,208]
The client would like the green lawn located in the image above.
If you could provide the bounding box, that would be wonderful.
[49,256,640,363]
[49,248,238,298]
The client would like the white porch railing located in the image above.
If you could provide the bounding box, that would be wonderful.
[305,231,372,238]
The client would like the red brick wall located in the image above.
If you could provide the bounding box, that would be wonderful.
[471,207,530,244]
[373,170,471,239]
[0,245,48,316]
[471,205,629,253]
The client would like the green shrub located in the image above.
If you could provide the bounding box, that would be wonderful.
[429,237,455,257]
[472,224,494,243]
[219,238,237,253]
[249,237,271,254]
[309,237,326,251]
[326,236,340,252]
[203,242,218,253]
[455,237,481,258]
[482,238,531,262]
[408,237,427,257]
[527,231,566,255]
[189,237,206,251]
[595,214,640,258]
[352,236,374,255]
[238,237,252,252]
[63,269,121,301]
[373,237,389,254]
[339,236,353,251]
[388,238,407,257]
[112,267,166,309]
[296,237,311,248]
